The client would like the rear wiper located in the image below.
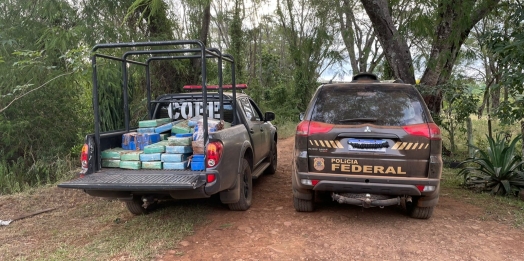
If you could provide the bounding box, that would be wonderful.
[337,118,377,123]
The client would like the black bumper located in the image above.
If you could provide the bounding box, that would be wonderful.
[294,171,440,197]
[57,169,218,199]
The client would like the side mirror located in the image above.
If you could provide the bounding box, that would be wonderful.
[264,111,275,122]
[299,112,305,121]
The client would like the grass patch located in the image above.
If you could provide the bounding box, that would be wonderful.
[441,167,524,228]
[442,116,521,161]
[275,119,298,139]
[0,188,209,261]
[0,156,77,195]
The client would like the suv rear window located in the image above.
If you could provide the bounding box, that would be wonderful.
[310,85,426,126]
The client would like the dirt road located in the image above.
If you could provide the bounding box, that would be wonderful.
[159,137,524,261]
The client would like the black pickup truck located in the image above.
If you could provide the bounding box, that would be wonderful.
[58,40,277,214]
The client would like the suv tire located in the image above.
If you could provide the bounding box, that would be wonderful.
[293,194,314,212]
[408,197,434,219]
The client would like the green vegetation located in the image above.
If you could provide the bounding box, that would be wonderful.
[458,134,524,195]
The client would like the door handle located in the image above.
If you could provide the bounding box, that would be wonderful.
[250,128,255,134]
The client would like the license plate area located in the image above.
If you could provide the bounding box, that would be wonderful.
[348,138,388,152]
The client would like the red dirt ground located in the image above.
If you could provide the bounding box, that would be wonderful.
[158,137,524,261]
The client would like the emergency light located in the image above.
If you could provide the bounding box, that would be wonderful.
[183,84,248,90]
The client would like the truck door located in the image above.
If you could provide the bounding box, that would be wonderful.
[239,98,267,165]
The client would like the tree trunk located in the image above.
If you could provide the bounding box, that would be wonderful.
[360,0,415,84]
[521,121,524,158]
[191,3,211,84]
[467,117,474,157]
[361,0,500,114]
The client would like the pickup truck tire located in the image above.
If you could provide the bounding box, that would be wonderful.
[264,141,277,174]
[228,159,252,211]
[125,200,147,215]
[293,194,314,212]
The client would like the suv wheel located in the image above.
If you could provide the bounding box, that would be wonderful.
[408,197,434,219]
[293,193,314,212]
[228,159,253,211]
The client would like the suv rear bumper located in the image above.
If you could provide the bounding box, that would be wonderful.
[293,171,440,197]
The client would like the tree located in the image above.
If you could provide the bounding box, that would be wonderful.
[360,0,501,114]
[336,0,383,75]
[276,0,343,111]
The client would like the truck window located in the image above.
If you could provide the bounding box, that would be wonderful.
[240,98,260,121]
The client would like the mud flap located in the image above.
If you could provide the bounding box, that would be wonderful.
[291,171,313,200]
[220,174,240,204]
[417,195,439,207]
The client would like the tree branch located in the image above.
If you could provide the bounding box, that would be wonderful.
[0,71,74,114]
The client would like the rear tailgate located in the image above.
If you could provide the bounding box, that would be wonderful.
[307,124,430,178]
[58,169,206,191]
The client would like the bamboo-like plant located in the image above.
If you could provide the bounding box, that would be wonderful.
[458,134,524,195]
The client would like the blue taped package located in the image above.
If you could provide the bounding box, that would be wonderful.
[163,161,189,170]
[144,133,161,144]
[165,145,193,154]
[161,153,190,163]
[191,161,205,171]
[137,127,155,134]
[155,122,174,133]
[122,132,159,150]
[139,153,161,162]
[192,154,205,161]
[175,133,193,138]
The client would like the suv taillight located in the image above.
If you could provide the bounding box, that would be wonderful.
[206,141,223,168]
[80,144,89,169]
[403,123,441,140]
[296,120,333,136]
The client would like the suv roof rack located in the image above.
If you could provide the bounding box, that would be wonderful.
[351,72,379,82]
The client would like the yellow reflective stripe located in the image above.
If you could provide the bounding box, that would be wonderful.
[398,142,407,150]
[424,144,429,149]
[412,143,418,150]
[329,141,338,148]
[418,143,425,149]
[314,140,319,146]
[319,140,325,147]
[324,140,332,148]
[336,141,344,148]
[392,142,402,150]
[405,143,413,150]
[309,140,314,146]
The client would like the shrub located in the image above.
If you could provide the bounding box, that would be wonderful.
[458,134,524,195]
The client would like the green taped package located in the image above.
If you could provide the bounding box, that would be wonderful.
[143,144,165,154]
[142,161,163,170]
[120,151,143,161]
[101,148,124,159]
[138,118,172,128]
[102,159,120,168]
[119,161,141,170]
[167,136,192,146]
[171,125,191,134]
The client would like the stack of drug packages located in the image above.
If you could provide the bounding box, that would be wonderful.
[100,116,225,171]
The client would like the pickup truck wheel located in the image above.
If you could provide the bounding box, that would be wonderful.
[228,159,252,211]
[293,194,314,212]
[264,141,278,175]
[125,200,147,215]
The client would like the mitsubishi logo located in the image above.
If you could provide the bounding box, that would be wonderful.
[364,126,371,132]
